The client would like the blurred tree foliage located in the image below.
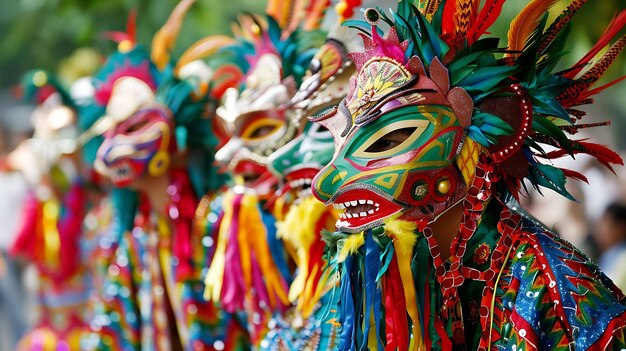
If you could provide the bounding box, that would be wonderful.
[0,0,264,87]
[1,0,625,95]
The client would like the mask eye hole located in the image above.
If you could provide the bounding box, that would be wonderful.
[240,118,284,141]
[364,127,416,153]
[309,123,332,138]
[249,125,277,139]
[125,120,150,134]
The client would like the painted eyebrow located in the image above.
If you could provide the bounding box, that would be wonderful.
[355,86,438,125]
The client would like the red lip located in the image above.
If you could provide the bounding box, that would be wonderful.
[331,189,403,231]
[285,167,321,183]
[233,160,267,176]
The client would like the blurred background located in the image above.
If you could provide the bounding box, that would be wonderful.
[0,0,625,350]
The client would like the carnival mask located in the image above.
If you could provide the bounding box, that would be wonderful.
[8,88,79,186]
[268,122,334,200]
[94,77,174,187]
[267,40,354,201]
[215,54,297,194]
[312,52,475,233]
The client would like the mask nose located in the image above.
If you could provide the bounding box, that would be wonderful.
[215,138,243,166]
[311,162,344,203]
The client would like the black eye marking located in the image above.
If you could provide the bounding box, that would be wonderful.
[364,127,416,153]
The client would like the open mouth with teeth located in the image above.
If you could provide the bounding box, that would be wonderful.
[330,189,404,232]
[107,161,135,186]
[281,167,320,200]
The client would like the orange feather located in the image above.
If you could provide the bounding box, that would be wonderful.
[175,36,236,74]
[506,0,559,57]
[151,0,196,70]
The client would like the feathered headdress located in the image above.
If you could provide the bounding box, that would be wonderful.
[341,0,625,201]
[79,0,236,196]
[214,2,327,127]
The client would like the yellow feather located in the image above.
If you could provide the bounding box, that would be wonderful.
[383,218,418,254]
[174,36,235,75]
[506,0,560,56]
[338,232,365,262]
[266,0,291,28]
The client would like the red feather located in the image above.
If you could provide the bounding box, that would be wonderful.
[126,10,137,45]
[441,0,458,40]
[542,139,623,174]
[574,75,626,103]
[564,10,626,79]
[559,121,611,134]
[466,0,508,44]
[560,168,589,183]
[102,31,132,44]
[538,0,588,54]
[383,256,409,351]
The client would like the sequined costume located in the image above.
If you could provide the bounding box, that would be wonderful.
[309,1,626,349]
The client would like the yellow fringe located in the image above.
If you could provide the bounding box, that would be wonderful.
[277,197,338,317]
[42,200,61,270]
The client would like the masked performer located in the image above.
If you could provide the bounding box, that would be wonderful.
[310,1,626,349]
[9,70,91,351]
[80,1,248,350]
[258,14,363,348]
[203,2,329,344]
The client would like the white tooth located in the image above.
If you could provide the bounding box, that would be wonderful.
[346,213,353,218]
[344,202,351,207]
[339,213,345,219]
[304,179,311,184]
[359,200,366,205]
[350,201,358,206]
[368,210,374,214]
[352,212,360,218]
[360,211,367,217]
[333,204,340,209]
[375,207,380,211]
[339,204,345,209]
[375,203,380,207]
[367,200,373,205]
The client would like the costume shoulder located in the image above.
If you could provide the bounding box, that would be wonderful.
[503,216,626,350]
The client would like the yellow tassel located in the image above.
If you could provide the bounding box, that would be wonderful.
[278,197,328,251]
[42,200,61,270]
[278,197,338,315]
[240,193,290,307]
